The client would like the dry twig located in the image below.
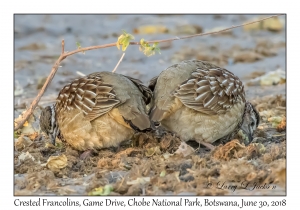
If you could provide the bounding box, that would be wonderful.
[112,53,126,73]
[14,14,283,130]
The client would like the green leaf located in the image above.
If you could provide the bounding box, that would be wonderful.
[76,41,85,54]
[88,185,113,196]
[160,170,166,177]
[152,42,161,55]
[76,41,81,48]
[140,38,147,47]
[55,142,63,149]
[14,131,20,138]
[116,30,135,51]
[139,39,161,57]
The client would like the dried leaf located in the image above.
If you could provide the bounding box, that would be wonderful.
[259,110,276,121]
[248,69,285,86]
[262,17,283,32]
[18,43,46,51]
[18,151,35,162]
[276,116,286,132]
[145,146,161,157]
[17,107,43,135]
[246,172,257,182]
[252,143,266,154]
[268,116,283,123]
[46,154,68,172]
[15,135,33,150]
[174,142,194,157]
[160,170,166,177]
[45,142,56,149]
[14,88,24,96]
[127,177,150,185]
[162,152,173,159]
[213,139,245,161]
[268,116,283,128]
[243,17,283,32]
[275,167,286,186]
[174,171,180,182]
[233,51,263,63]
[172,24,202,35]
[28,132,39,140]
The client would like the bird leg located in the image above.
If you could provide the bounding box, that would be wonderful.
[200,142,216,150]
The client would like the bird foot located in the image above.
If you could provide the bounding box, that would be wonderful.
[200,142,215,150]
[111,145,121,153]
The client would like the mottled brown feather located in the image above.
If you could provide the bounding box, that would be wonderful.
[174,61,246,115]
[56,73,121,122]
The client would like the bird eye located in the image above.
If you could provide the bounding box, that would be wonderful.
[251,122,255,127]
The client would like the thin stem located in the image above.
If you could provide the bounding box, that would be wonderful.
[61,39,65,54]
[146,14,283,44]
[112,53,125,73]
[64,14,283,55]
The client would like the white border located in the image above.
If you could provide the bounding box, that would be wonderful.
[3,0,296,208]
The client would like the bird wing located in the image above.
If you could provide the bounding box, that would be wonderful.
[148,75,159,92]
[174,62,246,115]
[122,75,153,105]
[55,72,121,122]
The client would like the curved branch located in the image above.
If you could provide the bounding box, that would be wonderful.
[14,40,67,130]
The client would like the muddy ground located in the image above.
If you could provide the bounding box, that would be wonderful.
[14,14,286,195]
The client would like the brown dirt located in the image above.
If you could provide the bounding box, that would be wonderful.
[14,93,286,195]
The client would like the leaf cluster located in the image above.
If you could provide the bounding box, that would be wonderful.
[116,30,161,56]
[139,39,161,57]
[116,30,135,51]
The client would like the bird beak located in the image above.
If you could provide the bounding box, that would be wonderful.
[150,120,158,130]
[241,125,253,146]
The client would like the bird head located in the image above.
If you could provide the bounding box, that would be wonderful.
[240,101,260,145]
[39,105,59,145]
